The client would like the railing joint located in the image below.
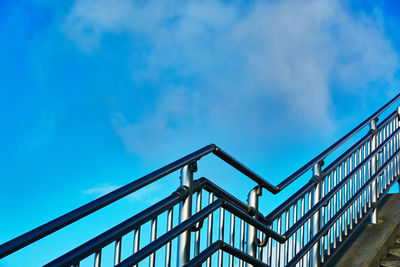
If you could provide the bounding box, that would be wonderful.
[310,175,322,185]
[189,161,198,172]
[174,185,191,200]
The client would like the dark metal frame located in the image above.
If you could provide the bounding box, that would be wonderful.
[1,93,400,266]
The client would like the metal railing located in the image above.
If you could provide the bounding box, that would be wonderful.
[1,94,400,266]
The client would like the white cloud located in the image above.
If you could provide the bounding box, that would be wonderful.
[83,182,163,204]
[64,0,398,157]
[83,184,119,196]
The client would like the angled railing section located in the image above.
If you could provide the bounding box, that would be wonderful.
[1,93,400,266]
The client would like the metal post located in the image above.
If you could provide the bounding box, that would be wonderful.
[397,106,400,193]
[370,118,378,224]
[311,161,323,267]
[246,185,262,267]
[177,162,196,266]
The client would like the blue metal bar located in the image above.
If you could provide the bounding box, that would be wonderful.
[284,127,400,238]
[277,94,400,190]
[116,200,223,267]
[1,94,399,261]
[0,145,214,259]
[43,188,190,267]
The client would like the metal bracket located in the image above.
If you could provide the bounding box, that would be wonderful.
[370,128,378,135]
[190,219,204,232]
[175,186,191,199]
[256,232,269,247]
[189,161,198,172]
[310,175,322,185]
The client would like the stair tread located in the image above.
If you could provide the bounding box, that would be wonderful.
[380,260,400,267]
[382,255,400,261]
[388,244,400,258]
[391,244,400,249]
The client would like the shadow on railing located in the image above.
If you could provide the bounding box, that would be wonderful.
[1,94,400,266]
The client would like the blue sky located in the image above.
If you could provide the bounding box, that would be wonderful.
[1,0,400,266]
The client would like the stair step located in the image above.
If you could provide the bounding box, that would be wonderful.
[396,237,400,244]
[381,259,400,267]
[389,245,400,258]
[381,255,400,267]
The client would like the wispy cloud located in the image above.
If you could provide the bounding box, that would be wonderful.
[83,182,163,204]
[64,0,398,157]
[83,184,119,196]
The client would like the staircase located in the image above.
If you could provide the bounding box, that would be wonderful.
[381,239,400,267]
[1,94,400,267]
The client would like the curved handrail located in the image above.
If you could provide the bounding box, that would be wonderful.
[264,110,398,223]
[276,93,400,189]
[1,94,399,259]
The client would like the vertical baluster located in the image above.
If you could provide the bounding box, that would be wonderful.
[311,161,322,267]
[133,228,140,267]
[364,143,368,214]
[293,201,298,261]
[267,233,272,266]
[397,107,400,186]
[327,173,332,256]
[178,164,195,266]
[239,219,245,267]
[277,216,282,266]
[194,191,202,257]
[344,159,349,236]
[165,208,173,267]
[207,192,214,267]
[300,197,305,266]
[229,213,235,267]
[247,186,262,267]
[358,148,363,220]
[371,118,378,224]
[385,126,390,188]
[397,110,400,186]
[114,238,121,265]
[149,217,157,267]
[320,177,326,264]
[380,125,385,194]
[333,168,338,249]
[338,164,343,242]
[218,207,225,266]
[349,154,354,230]
[308,191,312,267]
[73,262,80,267]
[258,231,263,261]
[94,250,101,267]
[284,210,290,265]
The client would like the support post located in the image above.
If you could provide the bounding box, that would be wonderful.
[311,161,323,267]
[370,118,378,224]
[397,106,400,193]
[246,185,262,266]
[177,162,196,266]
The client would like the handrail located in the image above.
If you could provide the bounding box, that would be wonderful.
[323,110,397,175]
[113,197,285,267]
[1,94,399,259]
[45,184,285,266]
[194,177,266,222]
[288,166,400,266]
[276,93,400,190]
[265,110,399,223]
[283,130,400,238]
[0,145,215,258]
[44,187,190,266]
